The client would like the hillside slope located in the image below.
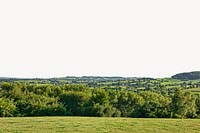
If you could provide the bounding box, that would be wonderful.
[172,71,200,80]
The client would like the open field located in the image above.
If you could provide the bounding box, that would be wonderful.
[187,88,200,93]
[0,117,200,133]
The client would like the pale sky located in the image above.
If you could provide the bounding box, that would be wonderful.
[0,0,200,78]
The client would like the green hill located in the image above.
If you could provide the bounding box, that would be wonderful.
[172,71,200,80]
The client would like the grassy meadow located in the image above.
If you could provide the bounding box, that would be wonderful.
[0,117,200,133]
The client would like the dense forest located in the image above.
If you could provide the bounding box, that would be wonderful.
[172,71,200,80]
[1,72,200,118]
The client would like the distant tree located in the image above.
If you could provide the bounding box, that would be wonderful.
[117,91,144,117]
[172,71,200,80]
[81,89,121,117]
[0,82,13,91]
[15,92,66,116]
[195,95,200,117]
[90,89,109,105]
[171,88,197,118]
[135,91,171,118]
[59,91,90,116]
[62,84,89,92]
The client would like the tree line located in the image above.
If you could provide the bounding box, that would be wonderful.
[0,82,200,118]
[172,71,200,80]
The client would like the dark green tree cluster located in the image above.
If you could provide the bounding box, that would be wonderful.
[0,82,199,118]
[172,71,200,80]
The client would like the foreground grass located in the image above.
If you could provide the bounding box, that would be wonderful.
[0,117,200,133]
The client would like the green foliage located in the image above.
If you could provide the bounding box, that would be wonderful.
[0,81,200,118]
[135,92,170,118]
[0,82,13,91]
[15,92,67,116]
[81,89,117,117]
[196,95,200,115]
[59,91,90,115]
[171,88,197,118]
[0,98,16,117]
[91,89,109,105]
[91,104,120,117]
[117,91,144,117]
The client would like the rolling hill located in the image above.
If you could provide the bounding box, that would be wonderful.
[172,71,200,80]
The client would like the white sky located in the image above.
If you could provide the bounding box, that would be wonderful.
[0,0,200,78]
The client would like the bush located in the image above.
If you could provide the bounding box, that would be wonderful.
[0,98,16,117]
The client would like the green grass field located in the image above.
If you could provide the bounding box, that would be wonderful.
[0,117,200,133]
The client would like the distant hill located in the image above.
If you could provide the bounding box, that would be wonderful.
[171,71,200,80]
